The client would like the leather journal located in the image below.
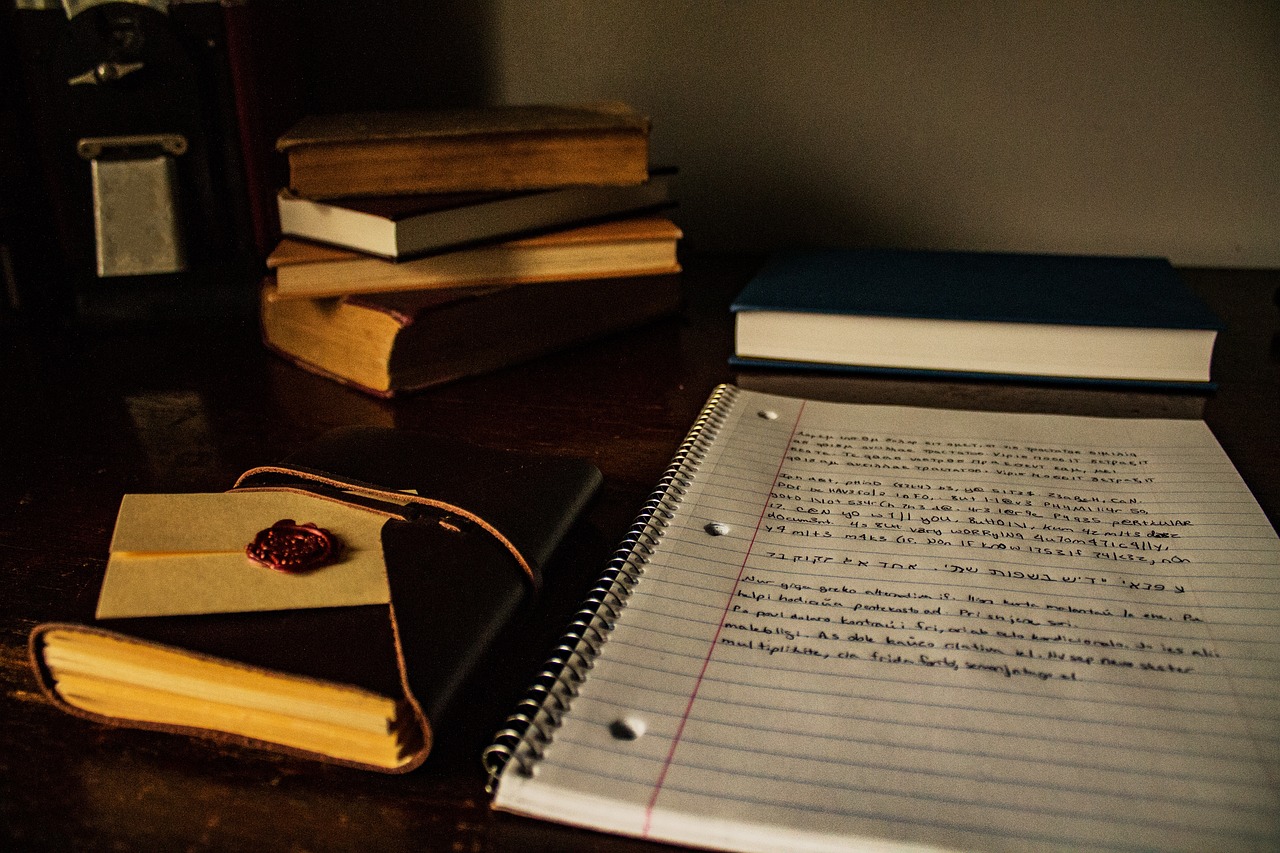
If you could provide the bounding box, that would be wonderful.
[29,427,602,773]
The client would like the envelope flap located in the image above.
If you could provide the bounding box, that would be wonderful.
[97,492,392,620]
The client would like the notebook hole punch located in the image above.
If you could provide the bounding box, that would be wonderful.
[608,716,646,741]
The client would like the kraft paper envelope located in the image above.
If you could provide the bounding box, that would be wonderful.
[96,492,392,619]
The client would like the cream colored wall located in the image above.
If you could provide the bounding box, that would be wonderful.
[489,1,1279,267]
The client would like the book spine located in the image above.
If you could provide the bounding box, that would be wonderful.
[482,384,740,790]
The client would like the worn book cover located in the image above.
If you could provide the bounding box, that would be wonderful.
[30,429,601,772]
[276,102,651,198]
[261,272,683,397]
[266,216,682,299]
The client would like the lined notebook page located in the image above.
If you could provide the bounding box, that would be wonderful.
[493,387,1280,853]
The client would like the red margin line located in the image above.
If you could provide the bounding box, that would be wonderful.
[642,400,807,836]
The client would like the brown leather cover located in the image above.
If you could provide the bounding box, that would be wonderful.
[276,103,650,198]
[29,428,601,773]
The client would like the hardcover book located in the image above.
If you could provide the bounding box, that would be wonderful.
[266,216,682,300]
[276,102,650,199]
[29,428,601,773]
[260,272,682,397]
[275,168,677,260]
[730,249,1222,387]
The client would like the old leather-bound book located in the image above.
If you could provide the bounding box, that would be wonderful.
[275,102,651,199]
[29,428,601,773]
[259,271,682,398]
[266,216,681,300]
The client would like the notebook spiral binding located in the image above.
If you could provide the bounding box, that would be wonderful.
[482,383,740,790]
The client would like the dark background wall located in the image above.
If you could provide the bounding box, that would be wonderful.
[486,1,1279,267]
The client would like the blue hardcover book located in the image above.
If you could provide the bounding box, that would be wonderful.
[730,248,1222,387]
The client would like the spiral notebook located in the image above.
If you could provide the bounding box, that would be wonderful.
[485,385,1280,852]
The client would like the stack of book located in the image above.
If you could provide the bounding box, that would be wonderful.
[260,102,682,397]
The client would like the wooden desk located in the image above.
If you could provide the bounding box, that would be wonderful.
[2,258,1276,851]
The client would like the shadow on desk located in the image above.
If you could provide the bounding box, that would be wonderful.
[63,754,422,851]
[735,370,1208,420]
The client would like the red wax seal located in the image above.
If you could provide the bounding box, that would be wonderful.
[246,519,340,574]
